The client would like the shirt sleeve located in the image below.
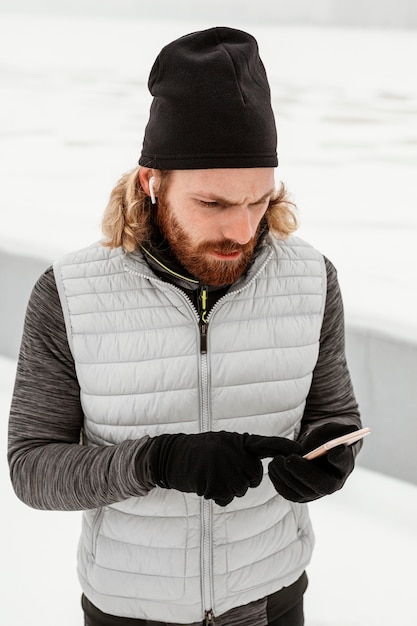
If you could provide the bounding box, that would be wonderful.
[299,256,362,444]
[7,267,152,511]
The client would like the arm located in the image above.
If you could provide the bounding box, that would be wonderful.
[299,256,362,447]
[8,269,262,510]
[7,268,152,511]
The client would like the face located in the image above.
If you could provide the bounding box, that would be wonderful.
[155,168,275,286]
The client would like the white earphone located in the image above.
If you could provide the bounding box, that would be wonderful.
[149,176,157,205]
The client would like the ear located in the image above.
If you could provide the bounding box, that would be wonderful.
[139,167,157,202]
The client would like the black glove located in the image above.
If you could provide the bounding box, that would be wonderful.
[244,433,301,459]
[137,431,263,506]
[267,423,359,503]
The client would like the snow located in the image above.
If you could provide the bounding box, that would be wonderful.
[1,12,417,625]
[1,15,416,340]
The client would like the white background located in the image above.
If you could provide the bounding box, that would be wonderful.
[1,11,416,625]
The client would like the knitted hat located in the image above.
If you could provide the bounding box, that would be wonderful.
[138,26,278,170]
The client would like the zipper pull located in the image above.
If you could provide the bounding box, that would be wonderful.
[200,322,208,353]
[199,286,208,353]
[205,609,216,625]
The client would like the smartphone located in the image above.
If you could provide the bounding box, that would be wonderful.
[302,427,371,460]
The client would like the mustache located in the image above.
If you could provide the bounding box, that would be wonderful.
[197,239,254,255]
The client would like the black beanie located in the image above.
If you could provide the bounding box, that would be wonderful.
[138,26,278,170]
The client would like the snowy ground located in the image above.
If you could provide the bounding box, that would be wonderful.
[1,12,417,626]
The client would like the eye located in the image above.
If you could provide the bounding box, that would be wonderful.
[251,198,270,207]
[199,200,220,208]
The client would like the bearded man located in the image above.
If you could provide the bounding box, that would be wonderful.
[8,27,361,626]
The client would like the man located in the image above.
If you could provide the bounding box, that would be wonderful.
[8,27,361,626]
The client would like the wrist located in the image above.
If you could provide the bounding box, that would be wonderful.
[134,437,160,490]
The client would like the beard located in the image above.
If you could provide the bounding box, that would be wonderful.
[156,198,261,286]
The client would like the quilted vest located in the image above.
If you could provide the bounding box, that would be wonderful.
[54,234,327,622]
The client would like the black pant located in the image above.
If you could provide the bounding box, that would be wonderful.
[268,599,304,626]
[84,599,304,626]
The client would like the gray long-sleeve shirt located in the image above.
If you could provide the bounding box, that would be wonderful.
[7,255,361,511]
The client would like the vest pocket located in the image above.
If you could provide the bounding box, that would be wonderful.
[91,507,105,559]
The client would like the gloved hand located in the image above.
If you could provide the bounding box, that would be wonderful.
[137,431,264,506]
[244,433,301,459]
[266,423,359,503]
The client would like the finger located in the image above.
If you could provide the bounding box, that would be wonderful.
[245,457,263,488]
[326,445,354,477]
[275,454,329,487]
[245,434,301,459]
[270,473,320,503]
[214,495,234,507]
[248,472,263,489]
[268,456,321,502]
[300,423,359,453]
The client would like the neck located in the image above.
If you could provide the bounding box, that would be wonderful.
[140,243,200,290]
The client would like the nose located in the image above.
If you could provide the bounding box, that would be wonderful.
[219,207,257,245]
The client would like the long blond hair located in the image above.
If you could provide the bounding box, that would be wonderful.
[101,167,298,252]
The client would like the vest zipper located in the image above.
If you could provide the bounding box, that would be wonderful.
[124,258,272,622]
[198,260,273,622]
[124,264,216,616]
[199,285,208,353]
[202,498,214,621]
[199,285,214,617]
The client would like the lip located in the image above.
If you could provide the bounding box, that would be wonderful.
[209,250,242,261]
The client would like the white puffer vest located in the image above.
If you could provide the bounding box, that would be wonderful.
[54,235,327,623]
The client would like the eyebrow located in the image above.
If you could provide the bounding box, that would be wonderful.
[196,188,276,207]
